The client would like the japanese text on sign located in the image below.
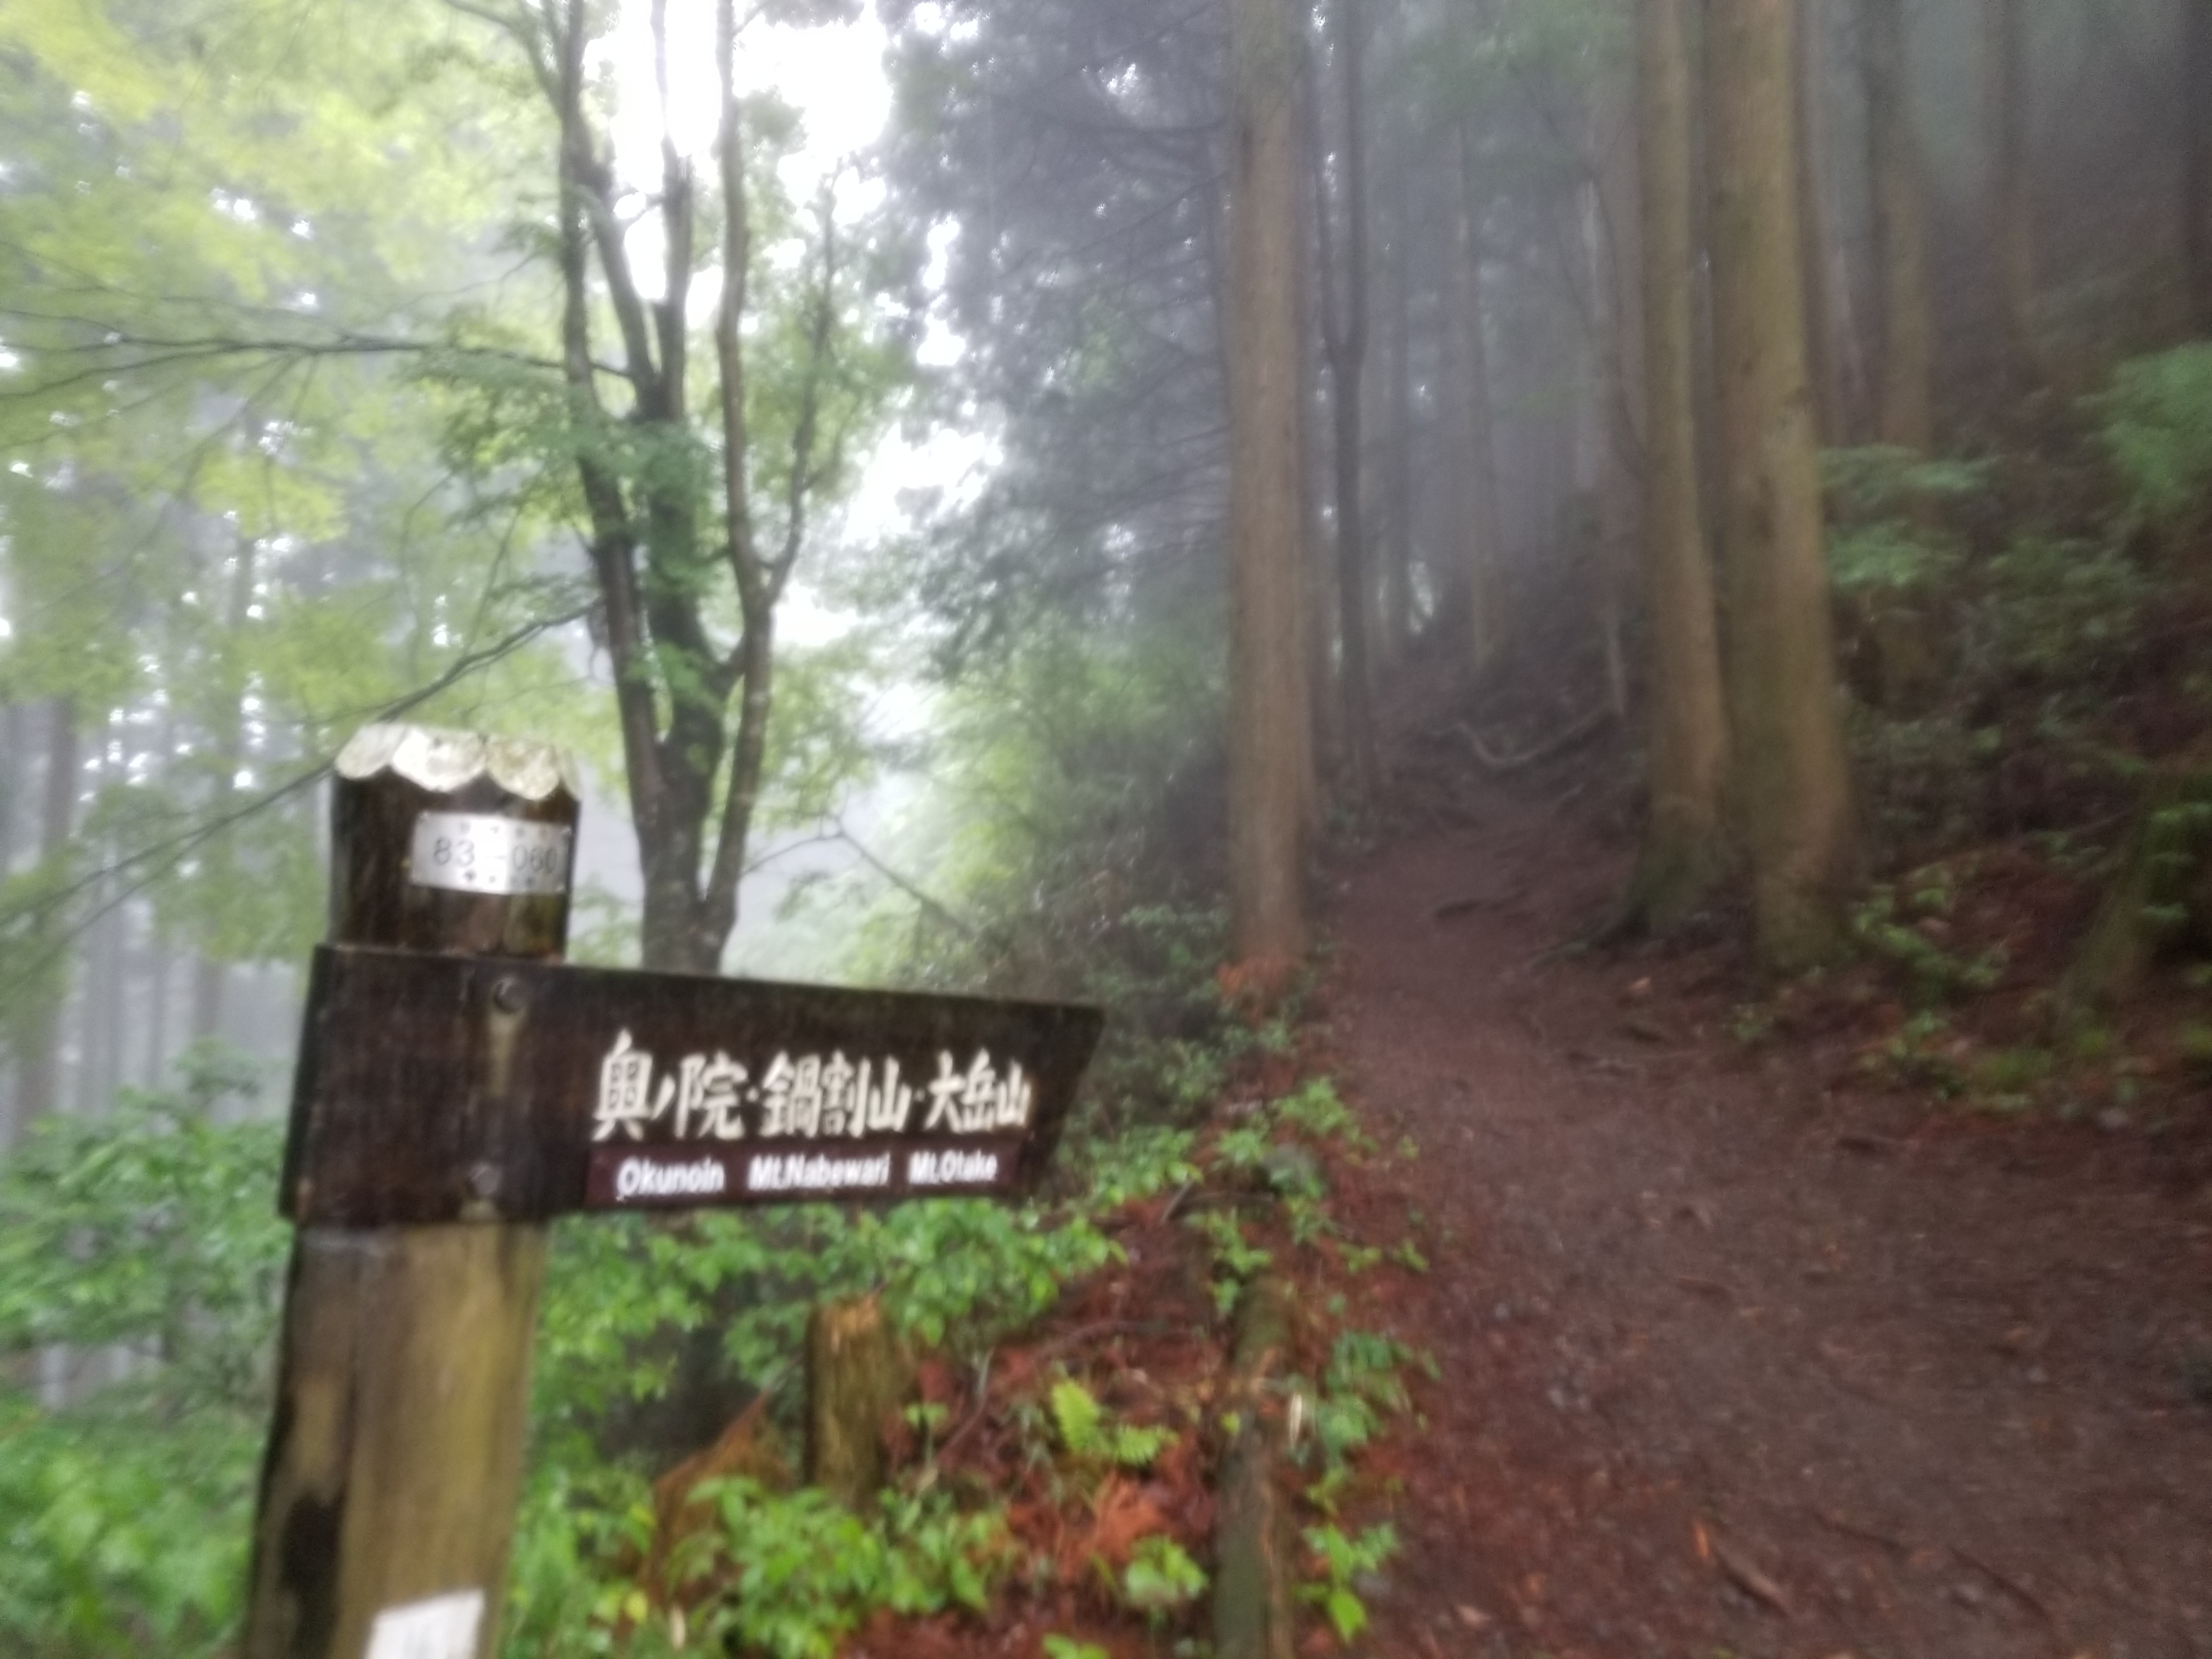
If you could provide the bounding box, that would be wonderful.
[589,1030,1034,1146]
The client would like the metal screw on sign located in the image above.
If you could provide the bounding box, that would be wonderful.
[243,723,1102,1659]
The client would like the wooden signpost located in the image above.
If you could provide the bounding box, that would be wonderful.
[244,724,1102,1659]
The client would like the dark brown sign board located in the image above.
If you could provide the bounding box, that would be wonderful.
[281,944,1105,1227]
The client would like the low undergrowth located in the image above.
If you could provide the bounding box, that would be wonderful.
[0,991,1427,1659]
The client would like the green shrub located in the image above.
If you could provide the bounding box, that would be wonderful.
[2095,342,2212,526]
[0,1048,280,1659]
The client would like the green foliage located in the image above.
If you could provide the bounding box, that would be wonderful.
[2094,343,2212,526]
[1048,1379,1173,1470]
[0,1047,276,1657]
[1041,1638,1110,1659]
[1820,447,1988,596]
[1072,1125,1200,1210]
[1979,533,2155,685]
[1116,1536,1207,1620]
[1188,1210,1273,1316]
[1827,520,1962,595]
[1276,1076,1361,1144]
[1822,447,1994,522]
[668,1480,1011,1659]
[1298,1523,1399,1643]
[1860,1011,1968,1097]
[1850,876,2007,1006]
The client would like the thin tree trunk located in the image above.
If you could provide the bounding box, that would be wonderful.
[144,940,170,1088]
[81,879,125,1116]
[1864,0,1935,449]
[1984,0,2038,382]
[1451,123,1505,675]
[1621,0,1732,935]
[1296,115,1338,816]
[13,698,78,1138]
[191,957,225,1044]
[2185,0,2212,332]
[72,727,113,1116]
[1707,0,1856,970]
[0,702,19,876]
[1381,113,1417,661]
[1318,0,1375,798]
[1227,0,1314,973]
[1795,1,1846,444]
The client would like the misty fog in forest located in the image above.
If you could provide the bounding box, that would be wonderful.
[3,0,2211,1653]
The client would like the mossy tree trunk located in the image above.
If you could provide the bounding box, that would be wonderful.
[2185,0,2212,335]
[1707,0,1857,972]
[1620,0,1733,936]
[1449,123,1505,678]
[805,1295,913,1508]
[1984,0,2040,385]
[1864,0,1934,452]
[1227,0,1315,971]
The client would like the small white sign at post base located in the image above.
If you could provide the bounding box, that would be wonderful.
[364,1588,486,1659]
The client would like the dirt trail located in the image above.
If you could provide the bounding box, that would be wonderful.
[1331,780,2212,1659]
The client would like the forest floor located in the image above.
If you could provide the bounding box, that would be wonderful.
[1336,722,2212,1659]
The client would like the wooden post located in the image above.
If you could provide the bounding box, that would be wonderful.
[245,725,579,1659]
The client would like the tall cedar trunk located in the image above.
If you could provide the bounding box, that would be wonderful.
[1451,125,1505,674]
[1227,0,1314,969]
[1318,0,1375,797]
[1623,0,1732,933]
[1593,77,1643,724]
[13,698,77,1137]
[1296,114,1337,815]
[2185,0,2212,333]
[1381,109,1416,662]
[1984,0,2038,381]
[1707,0,1856,970]
[1864,0,1934,449]
[1793,3,1846,444]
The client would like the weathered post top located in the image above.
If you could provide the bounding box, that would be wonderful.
[247,721,583,1659]
[329,722,581,957]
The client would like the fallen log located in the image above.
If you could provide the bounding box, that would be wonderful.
[1212,1274,1296,1659]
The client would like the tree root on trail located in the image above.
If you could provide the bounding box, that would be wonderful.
[1453,704,1613,772]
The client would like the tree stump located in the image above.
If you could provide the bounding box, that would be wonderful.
[805,1294,912,1507]
[2063,746,2212,1012]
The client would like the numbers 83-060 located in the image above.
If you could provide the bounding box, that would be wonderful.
[409,811,574,898]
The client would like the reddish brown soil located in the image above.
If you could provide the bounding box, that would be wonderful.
[1335,768,2212,1659]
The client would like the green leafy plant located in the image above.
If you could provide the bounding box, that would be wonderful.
[667,1480,1012,1659]
[2095,342,2212,526]
[0,1047,280,1658]
[1117,1535,1207,1621]
[1187,1210,1274,1316]
[1049,1378,1174,1470]
[1276,1076,1363,1146]
[1298,1523,1399,1641]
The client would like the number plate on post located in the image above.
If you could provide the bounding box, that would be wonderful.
[409,811,574,896]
